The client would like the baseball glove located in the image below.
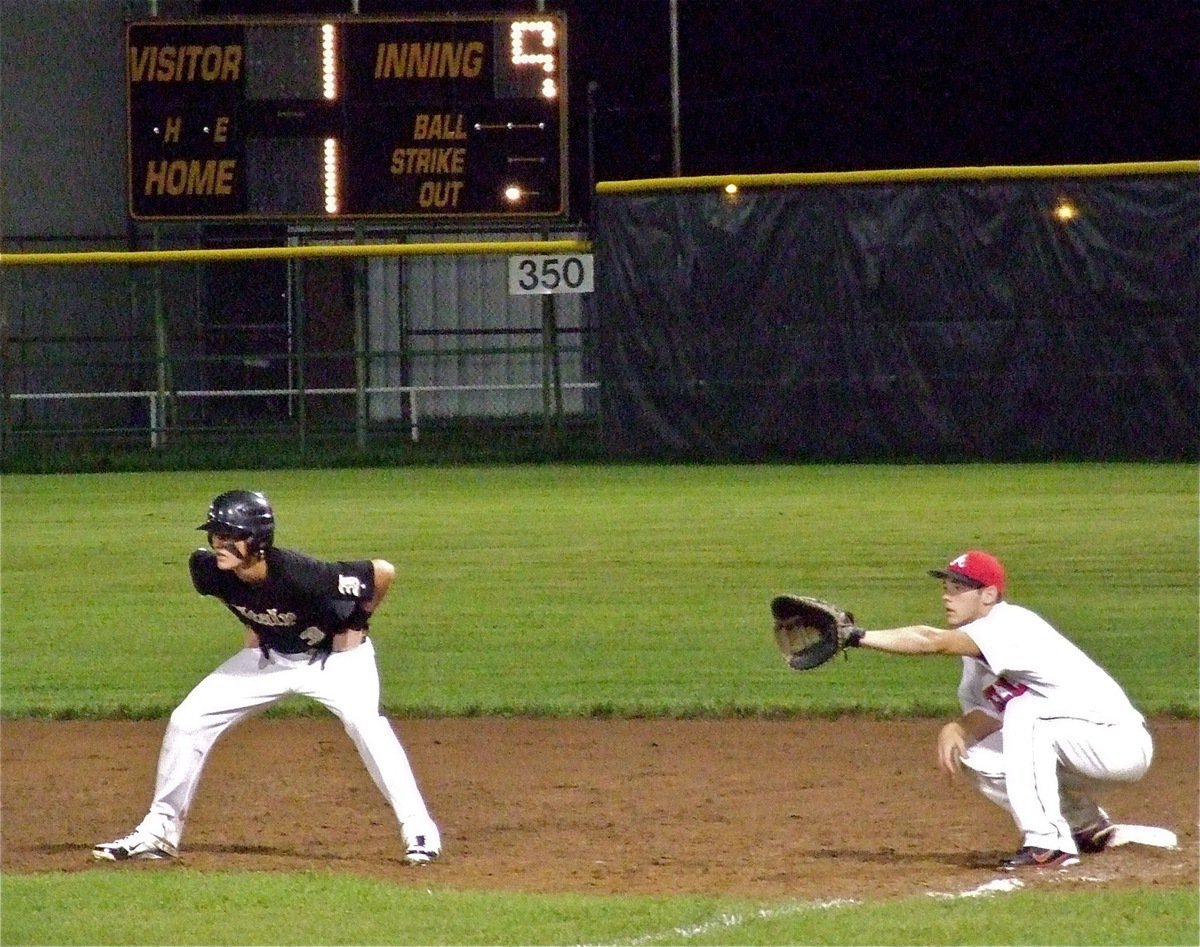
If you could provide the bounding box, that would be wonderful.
[771,594,864,670]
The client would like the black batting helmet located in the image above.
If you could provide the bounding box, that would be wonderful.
[197,490,275,554]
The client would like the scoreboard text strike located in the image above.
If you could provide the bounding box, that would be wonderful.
[126,15,567,220]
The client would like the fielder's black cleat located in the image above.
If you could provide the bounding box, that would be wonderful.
[999,846,1079,871]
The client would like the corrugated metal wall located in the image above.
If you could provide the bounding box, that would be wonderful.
[369,232,589,421]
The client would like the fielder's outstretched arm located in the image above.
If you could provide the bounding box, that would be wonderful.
[856,624,983,657]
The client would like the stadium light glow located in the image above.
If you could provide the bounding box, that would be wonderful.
[1053,198,1078,222]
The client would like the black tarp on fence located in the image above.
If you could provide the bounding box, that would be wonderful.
[593,168,1198,460]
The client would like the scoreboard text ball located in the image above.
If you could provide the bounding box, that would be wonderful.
[126,15,568,221]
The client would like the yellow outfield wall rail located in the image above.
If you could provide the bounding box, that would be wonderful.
[0,238,593,268]
[596,159,1200,194]
[3,161,1194,266]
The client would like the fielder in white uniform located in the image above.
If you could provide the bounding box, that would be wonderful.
[93,490,441,865]
[850,549,1152,870]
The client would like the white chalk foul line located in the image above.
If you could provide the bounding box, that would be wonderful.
[579,897,860,947]
[589,875,1031,946]
[587,844,1177,947]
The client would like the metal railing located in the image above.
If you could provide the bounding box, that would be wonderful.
[5,381,601,449]
[1,234,598,457]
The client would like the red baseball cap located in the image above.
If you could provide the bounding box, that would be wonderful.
[928,550,1006,596]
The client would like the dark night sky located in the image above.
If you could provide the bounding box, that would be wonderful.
[205,0,1198,220]
[580,0,1198,178]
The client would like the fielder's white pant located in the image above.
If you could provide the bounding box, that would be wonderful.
[134,640,439,854]
[960,700,1152,854]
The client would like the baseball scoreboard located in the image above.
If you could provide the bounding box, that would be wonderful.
[126,14,567,220]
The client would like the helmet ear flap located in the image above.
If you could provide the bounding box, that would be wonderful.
[244,530,269,559]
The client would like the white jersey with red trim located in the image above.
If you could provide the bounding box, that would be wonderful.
[956,600,1143,726]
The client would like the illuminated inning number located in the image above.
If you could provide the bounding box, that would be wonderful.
[510,19,557,98]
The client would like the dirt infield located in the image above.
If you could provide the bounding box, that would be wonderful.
[3,717,1195,900]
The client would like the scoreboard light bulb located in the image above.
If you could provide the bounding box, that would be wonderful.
[503,184,524,203]
[511,20,554,34]
[724,184,739,195]
[542,78,557,99]
[321,24,337,100]
[323,137,340,214]
[510,19,556,76]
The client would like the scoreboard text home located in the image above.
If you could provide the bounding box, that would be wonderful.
[126,15,568,220]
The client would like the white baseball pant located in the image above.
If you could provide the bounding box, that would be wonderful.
[131,639,439,854]
[961,698,1152,853]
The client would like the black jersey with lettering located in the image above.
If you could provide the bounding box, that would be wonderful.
[189,546,375,654]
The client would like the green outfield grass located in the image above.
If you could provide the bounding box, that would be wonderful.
[1,870,1195,946]
[1,464,1196,717]
[1,463,1196,946]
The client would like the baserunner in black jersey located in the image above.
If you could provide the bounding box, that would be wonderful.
[93,489,440,865]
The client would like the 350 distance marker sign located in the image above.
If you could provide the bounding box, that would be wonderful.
[507,254,594,294]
